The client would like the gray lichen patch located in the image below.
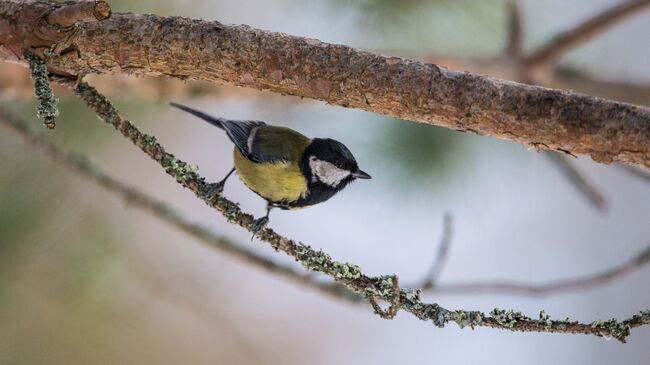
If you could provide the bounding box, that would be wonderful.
[490,308,527,328]
[591,318,630,341]
[448,310,484,329]
[166,158,200,185]
[332,262,362,280]
[403,302,449,328]
[539,310,553,330]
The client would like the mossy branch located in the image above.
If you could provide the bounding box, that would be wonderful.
[51,76,649,343]
[25,50,58,129]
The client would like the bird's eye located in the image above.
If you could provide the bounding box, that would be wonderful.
[335,161,344,169]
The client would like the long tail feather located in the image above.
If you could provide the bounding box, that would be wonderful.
[169,102,225,130]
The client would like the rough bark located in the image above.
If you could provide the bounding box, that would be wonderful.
[2,0,650,169]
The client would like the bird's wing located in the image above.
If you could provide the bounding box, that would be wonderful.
[247,126,312,164]
[218,118,267,159]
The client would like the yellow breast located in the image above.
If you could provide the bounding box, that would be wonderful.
[233,148,308,204]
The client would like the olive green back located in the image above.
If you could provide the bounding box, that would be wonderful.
[233,126,312,206]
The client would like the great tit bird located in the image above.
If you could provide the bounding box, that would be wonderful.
[169,103,371,236]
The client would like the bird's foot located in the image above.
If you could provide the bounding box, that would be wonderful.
[203,182,225,199]
[250,216,269,241]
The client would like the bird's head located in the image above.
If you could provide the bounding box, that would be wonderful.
[301,138,371,188]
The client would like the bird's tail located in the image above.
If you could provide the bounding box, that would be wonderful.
[169,102,225,130]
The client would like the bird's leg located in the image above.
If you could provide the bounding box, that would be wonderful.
[251,205,272,240]
[204,167,235,198]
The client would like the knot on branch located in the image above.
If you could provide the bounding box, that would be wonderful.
[0,1,111,65]
[47,1,112,28]
[367,275,402,319]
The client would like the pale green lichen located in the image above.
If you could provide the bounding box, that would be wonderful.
[405,302,448,327]
[591,318,630,341]
[539,310,553,330]
[332,262,362,280]
[143,135,158,147]
[449,310,484,329]
[367,275,395,298]
[295,243,333,272]
[166,158,200,184]
[490,308,526,328]
[294,243,362,280]
[26,50,59,129]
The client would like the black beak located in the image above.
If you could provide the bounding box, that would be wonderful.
[351,169,371,179]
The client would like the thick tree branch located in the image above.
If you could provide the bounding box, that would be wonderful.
[2,1,650,169]
[524,0,650,67]
[47,75,649,342]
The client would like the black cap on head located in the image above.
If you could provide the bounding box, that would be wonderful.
[301,138,371,180]
[306,138,358,171]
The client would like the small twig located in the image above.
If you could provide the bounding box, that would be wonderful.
[50,76,649,341]
[525,0,650,67]
[506,0,523,58]
[25,50,58,129]
[432,244,650,296]
[545,152,607,212]
[418,214,454,290]
[368,275,402,319]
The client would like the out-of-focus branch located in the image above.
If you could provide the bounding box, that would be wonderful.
[619,164,650,183]
[432,244,650,296]
[506,0,523,59]
[417,214,454,290]
[545,152,607,211]
[49,76,649,342]
[3,1,650,169]
[524,0,650,67]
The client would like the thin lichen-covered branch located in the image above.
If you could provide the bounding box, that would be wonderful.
[2,1,650,169]
[0,105,357,302]
[52,75,649,342]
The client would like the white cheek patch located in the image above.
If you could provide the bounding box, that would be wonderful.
[309,157,351,187]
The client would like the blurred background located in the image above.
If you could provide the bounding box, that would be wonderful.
[1,0,650,364]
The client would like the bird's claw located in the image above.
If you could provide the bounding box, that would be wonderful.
[203,182,225,199]
[251,216,269,241]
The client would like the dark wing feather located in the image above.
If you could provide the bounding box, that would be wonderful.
[170,102,266,159]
